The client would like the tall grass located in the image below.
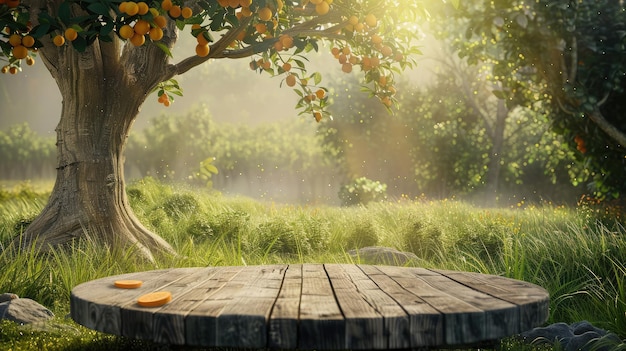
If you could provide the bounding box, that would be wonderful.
[1,178,625,350]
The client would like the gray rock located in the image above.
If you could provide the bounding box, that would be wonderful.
[0,297,54,324]
[347,246,419,266]
[521,321,624,351]
[0,293,19,303]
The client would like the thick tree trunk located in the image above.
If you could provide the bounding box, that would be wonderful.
[14,16,176,259]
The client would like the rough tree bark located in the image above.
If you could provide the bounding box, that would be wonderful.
[14,0,183,259]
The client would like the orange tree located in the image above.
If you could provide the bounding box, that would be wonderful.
[0,0,428,259]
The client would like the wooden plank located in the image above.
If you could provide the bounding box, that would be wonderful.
[433,270,550,331]
[184,266,245,347]
[269,264,302,349]
[326,264,386,350]
[359,265,443,347]
[298,264,345,350]
[377,265,488,346]
[415,270,519,342]
[70,268,189,335]
[119,267,222,344]
[214,265,286,348]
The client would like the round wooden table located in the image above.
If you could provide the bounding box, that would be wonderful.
[70,264,549,349]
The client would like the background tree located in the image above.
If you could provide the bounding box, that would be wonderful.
[0,0,424,259]
[441,0,626,199]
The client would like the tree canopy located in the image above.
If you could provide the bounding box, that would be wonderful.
[435,0,626,198]
[1,0,425,119]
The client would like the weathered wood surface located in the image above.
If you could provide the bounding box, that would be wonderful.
[71,264,549,349]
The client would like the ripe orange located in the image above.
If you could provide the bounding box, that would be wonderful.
[381,45,392,57]
[161,0,172,11]
[9,34,22,47]
[195,43,210,57]
[371,34,383,44]
[315,89,325,99]
[1,66,8,74]
[240,0,252,6]
[169,5,182,18]
[313,111,322,122]
[137,1,149,15]
[240,6,252,16]
[261,60,271,70]
[341,62,352,73]
[258,7,272,21]
[149,27,164,40]
[125,1,139,16]
[348,15,359,25]
[154,15,167,28]
[12,45,28,59]
[130,32,145,46]
[379,75,388,86]
[370,56,380,67]
[53,34,65,46]
[280,34,293,48]
[255,23,267,34]
[133,20,150,35]
[282,62,292,71]
[315,2,329,15]
[119,24,134,39]
[217,0,229,6]
[196,32,209,45]
[26,56,35,65]
[331,47,340,56]
[380,96,392,107]
[64,28,78,41]
[181,7,193,18]
[227,0,238,7]
[285,74,296,87]
[21,35,35,47]
[9,66,18,74]
[119,1,128,13]
[365,13,377,27]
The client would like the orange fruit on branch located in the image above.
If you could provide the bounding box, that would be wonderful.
[8,34,22,47]
[169,5,182,18]
[154,15,167,28]
[130,32,146,46]
[258,7,273,21]
[315,1,329,15]
[53,34,65,46]
[12,45,28,59]
[119,24,134,39]
[149,27,164,40]
[285,74,296,87]
[195,43,210,57]
[22,35,35,47]
[133,20,150,35]
[65,28,78,41]
[137,1,149,15]
[181,7,193,18]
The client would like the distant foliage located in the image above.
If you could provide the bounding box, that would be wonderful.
[338,177,388,206]
[0,124,55,180]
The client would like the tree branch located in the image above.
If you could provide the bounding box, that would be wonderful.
[174,16,253,75]
[588,107,626,147]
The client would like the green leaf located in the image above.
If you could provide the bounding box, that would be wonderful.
[87,3,111,16]
[312,72,322,85]
[58,2,71,25]
[153,41,173,57]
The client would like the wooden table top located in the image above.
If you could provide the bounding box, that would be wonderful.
[70,264,549,349]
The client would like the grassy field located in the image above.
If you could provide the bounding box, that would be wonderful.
[1,178,625,350]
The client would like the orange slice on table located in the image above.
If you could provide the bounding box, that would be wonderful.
[114,280,143,289]
[137,291,172,307]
